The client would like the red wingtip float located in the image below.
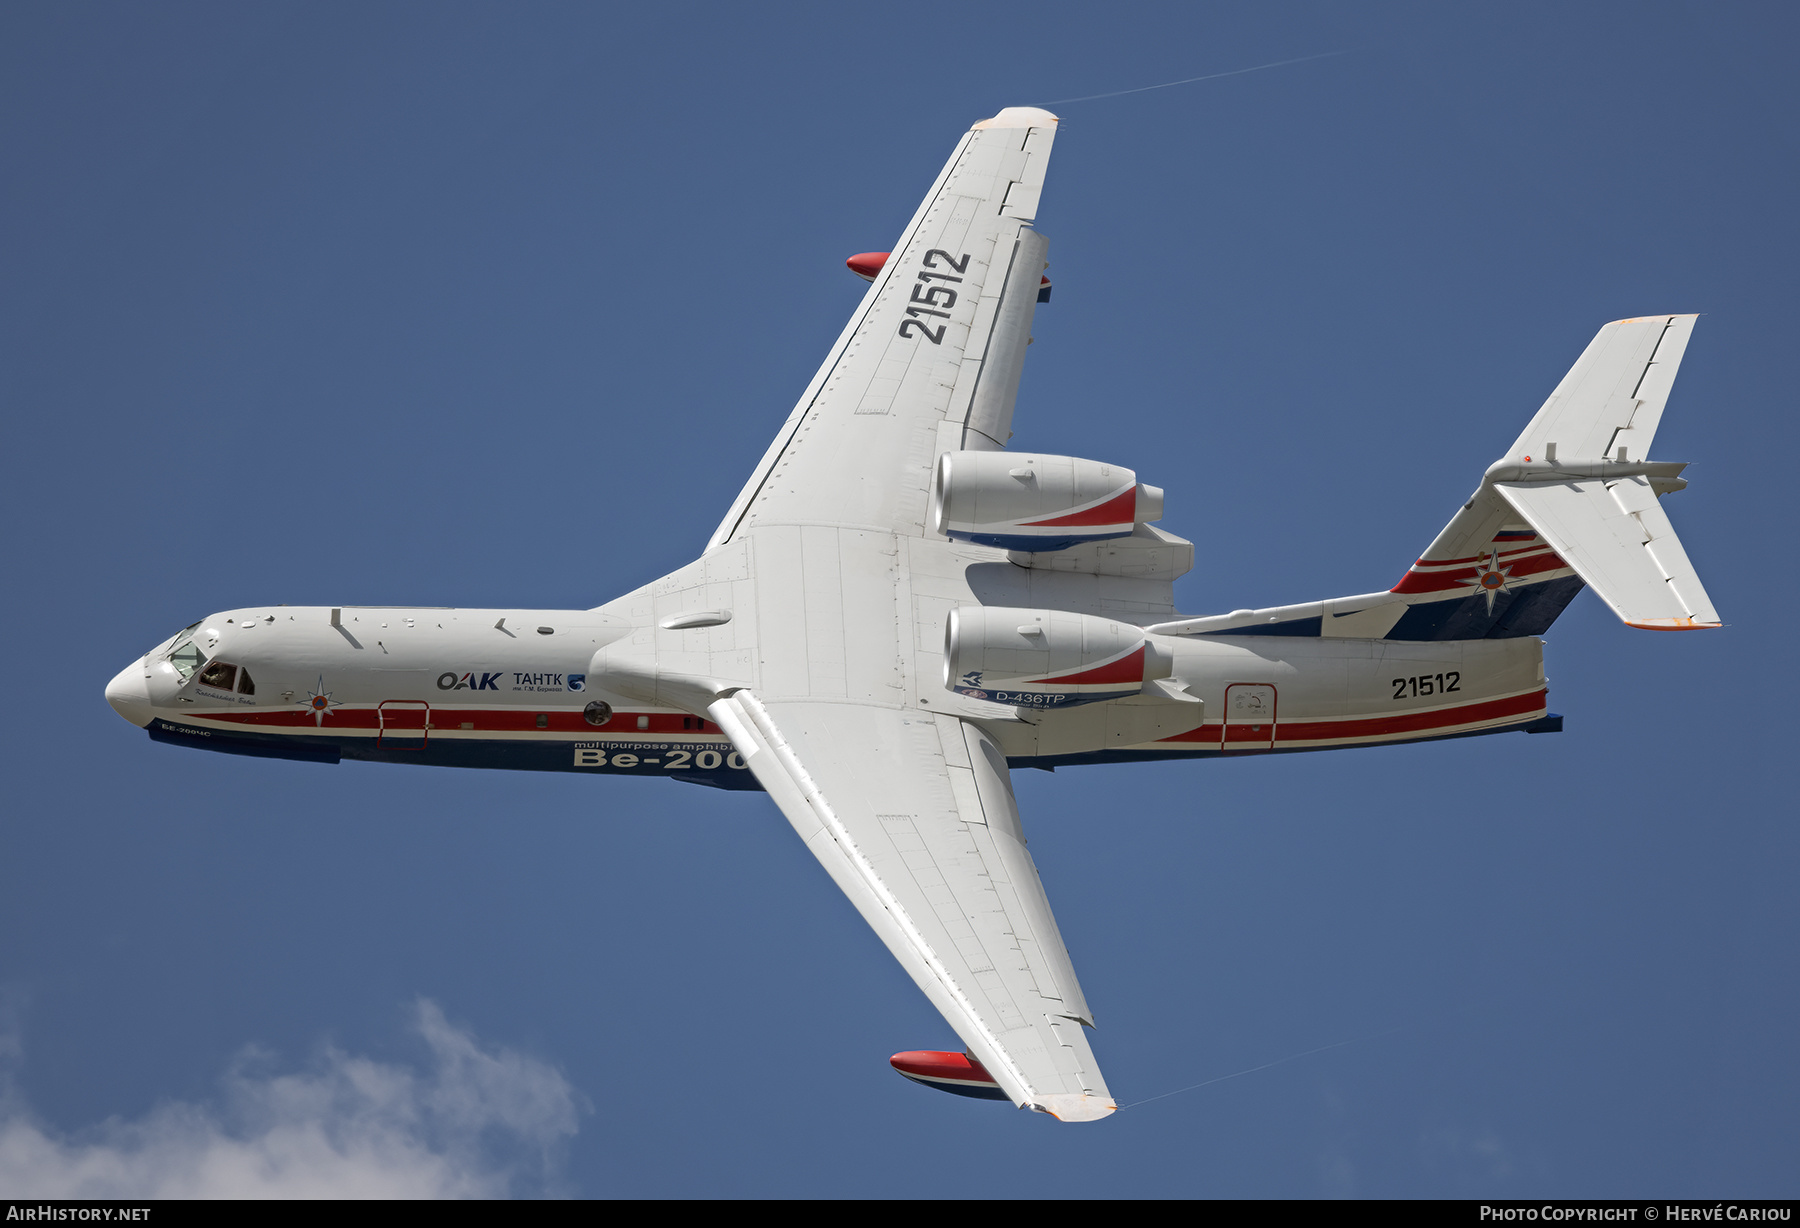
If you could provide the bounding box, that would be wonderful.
[845,251,889,282]
[847,250,1052,300]
[890,1050,1010,1101]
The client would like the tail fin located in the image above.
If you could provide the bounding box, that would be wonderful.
[1147,316,1721,641]
[1390,314,1719,636]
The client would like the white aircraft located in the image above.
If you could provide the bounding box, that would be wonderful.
[105,106,1720,1123]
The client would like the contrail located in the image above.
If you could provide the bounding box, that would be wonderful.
[1042,50,1351,106]
[1121,1024,1404,1110]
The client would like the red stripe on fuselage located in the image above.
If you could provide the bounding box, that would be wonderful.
[185,709,719,735]
[1154,688,1546,744]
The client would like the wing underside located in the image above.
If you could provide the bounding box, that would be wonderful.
[709,108,1060,548]
[689,109,1116,1121]
[708,690,1114,1121]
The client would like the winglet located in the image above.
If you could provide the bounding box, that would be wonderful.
[973,106,1059,130]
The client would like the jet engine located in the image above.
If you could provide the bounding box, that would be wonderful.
[931,451,1164,552]
[944,606,1170,708]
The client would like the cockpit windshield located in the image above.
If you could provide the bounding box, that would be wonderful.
[163,622,208,682]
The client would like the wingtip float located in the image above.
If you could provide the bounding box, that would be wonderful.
[891,1051,1117,1120]
[890,1050,1010,1101]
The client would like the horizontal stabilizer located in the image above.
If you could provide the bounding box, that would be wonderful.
[1495,478,1719,629]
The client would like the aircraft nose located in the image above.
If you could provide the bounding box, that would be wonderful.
[105,659,153,727]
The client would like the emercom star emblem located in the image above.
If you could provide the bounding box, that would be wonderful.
[302,677,339,726]
[1469,549,1515,614]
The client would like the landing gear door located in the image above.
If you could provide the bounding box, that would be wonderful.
[1223,684,1276,752]
[378,700,430,749]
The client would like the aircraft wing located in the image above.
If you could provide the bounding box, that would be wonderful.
[686,107,1113,1120]
[707,690,1115,1121]
[709,106,1060,549]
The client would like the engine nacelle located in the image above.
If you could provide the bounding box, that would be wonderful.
[944,606,1170,708]
[931,451,1164,552]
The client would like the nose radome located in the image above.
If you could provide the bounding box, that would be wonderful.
[105,659,153,727]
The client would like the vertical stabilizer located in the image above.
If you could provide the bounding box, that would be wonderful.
[1147,316,1721,641]
[1390,314,1717,635]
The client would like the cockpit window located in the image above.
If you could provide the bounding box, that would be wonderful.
[168,640,208,682]
[149,620,203,660]
[198,661,237,690]
[236,668,255,696]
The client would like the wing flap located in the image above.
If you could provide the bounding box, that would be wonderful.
[962,228,1048,449]
[708,689,1113,1120]
[1496,478,1720,628]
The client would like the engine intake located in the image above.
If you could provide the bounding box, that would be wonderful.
[931,451,1164,552]
[944,606,1170,708]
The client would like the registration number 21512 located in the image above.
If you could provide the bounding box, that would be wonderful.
[1391,672,1461,700]
[896,250,971,345]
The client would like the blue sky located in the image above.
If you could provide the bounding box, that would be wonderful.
[2,1,1795,1197]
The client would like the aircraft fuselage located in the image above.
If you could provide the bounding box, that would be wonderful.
[107,599,1554,788]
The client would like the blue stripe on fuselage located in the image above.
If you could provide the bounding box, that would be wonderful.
[144,720,762,790]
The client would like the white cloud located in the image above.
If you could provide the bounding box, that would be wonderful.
[0,1001,585,1199]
